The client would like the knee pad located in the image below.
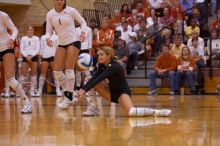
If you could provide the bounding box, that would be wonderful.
[65,69,75,80]
[53,71,65,81]
[6,77,19,90]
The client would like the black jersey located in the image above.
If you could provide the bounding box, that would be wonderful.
[83,60,131,103]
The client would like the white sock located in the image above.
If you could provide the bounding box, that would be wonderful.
[5,78,10,94]
[38,75,45,94]
[128,107,155,116]
[75,70,81,88]
[6,77,29,101]
[86,89,98,108]
[30,76,37,93]
[19,75,26,86]
[65,69,75,93]
[54,71,66,91]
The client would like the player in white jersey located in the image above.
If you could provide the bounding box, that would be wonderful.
[19,25,40,97]
[46,0,87,110]
[75,26,101,116]
[38,30,62,96]
[0,11,32,113]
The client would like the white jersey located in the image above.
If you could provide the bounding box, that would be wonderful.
[46,6,87,46]
[76,26,92,50]
[0,11,18,52]
[20,36,40,57]
[40,34,58,58]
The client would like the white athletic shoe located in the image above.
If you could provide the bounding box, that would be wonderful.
[147,89,157,95]
[4,92,10,98]
[29,90,35,97]
[21,99,32,114]
[33,92,40,97]
[57,97,72,110]
[56,89,63,97]
[82,106,99,116]
[154,109,172,117]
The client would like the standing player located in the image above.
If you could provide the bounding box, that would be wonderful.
[0,11,32,113]
[20,25,40,96]
[46,0,87,109]
[77,46,171,117]
[38,30,62,96]
[75,25,101,116]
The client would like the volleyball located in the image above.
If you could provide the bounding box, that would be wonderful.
[77,53,93,70]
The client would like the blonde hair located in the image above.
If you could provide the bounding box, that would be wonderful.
[99,46,115,59]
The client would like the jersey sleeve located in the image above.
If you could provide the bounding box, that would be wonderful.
[82,63,119,92]
[1,12,18,40]
[20,37,28,57]
[32,37,40,56]
[71,8,87,32]
[45,12,53,39]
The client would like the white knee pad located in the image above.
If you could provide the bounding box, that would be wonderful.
[65,69,75,80]
[53,71,65,81]
[6,77,19,90]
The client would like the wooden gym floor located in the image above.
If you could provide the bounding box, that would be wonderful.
[0,94,220,146]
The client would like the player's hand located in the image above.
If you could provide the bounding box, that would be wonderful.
[46,38,53,47]
[79,32,86,42]
[76,89,86,99]
[7,39,14,48]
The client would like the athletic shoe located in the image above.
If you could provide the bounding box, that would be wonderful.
[56,89,63,97]
[147,89,157,95]
[169,91,175,95]
[33,92,40,97]
[4,92,10,98]
[154,109,172,117]
[82,106,99,116]
[21,99,32,114]
[29,91,35,97]
[57,97,72,110]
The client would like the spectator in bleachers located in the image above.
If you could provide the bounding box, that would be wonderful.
[136,1,150,18]
[148,0,163,9]
[129,0,137,11]
[175,46,196,95]
[93,18,114,49]
[136,18,151,44]
[185,18,200,39]
[89,18,99,30]
[171,34,185,58]
[127,9,139,27]
[120,3,132,18]
[116,16,133,32]
[189,38,206,69]
[146,8,157,27]
[114,36,130,70]
[210,9,220,30]
[161,28,172,46]
[171,0,185,19]
[159,7,175,26]
[187,31,204,48]
[133,15,144,32]
[116,21,132,44]
[180,0,195,17]
[173,12,187,34]
[126,32,144,73]
[110,9,121,30]
[147,16,164,55]
[148,45,177,95]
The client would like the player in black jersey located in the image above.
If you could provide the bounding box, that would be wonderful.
[76,46,172,117]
